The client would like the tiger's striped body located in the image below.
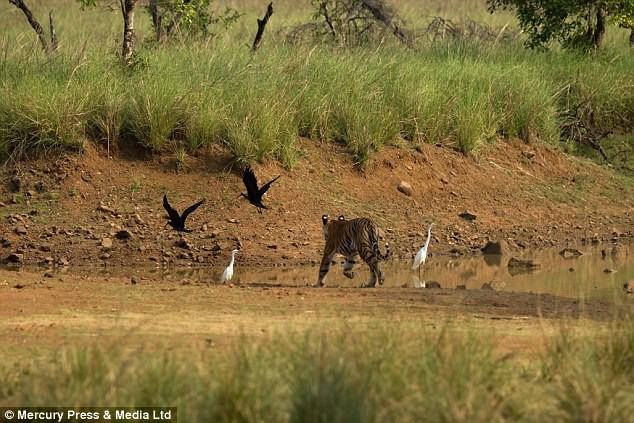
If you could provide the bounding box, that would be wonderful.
[317,215,390,288]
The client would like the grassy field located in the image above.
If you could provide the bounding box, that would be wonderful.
[1,317,633,422]
[0,0,632,168]
[1,2,634,420]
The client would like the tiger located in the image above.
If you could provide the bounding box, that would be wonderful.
[316,214,390,288]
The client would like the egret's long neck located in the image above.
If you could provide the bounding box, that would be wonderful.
[424,227,433,248]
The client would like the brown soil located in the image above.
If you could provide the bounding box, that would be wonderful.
[2,140,632,268]
[0,140,633,357]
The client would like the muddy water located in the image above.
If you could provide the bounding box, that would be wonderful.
[4,245,633,300]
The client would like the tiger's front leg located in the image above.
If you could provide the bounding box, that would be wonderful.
[343,255,358,279]
[315,251,336,287]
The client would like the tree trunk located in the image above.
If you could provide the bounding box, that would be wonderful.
[148,0,163,43]
[629,28,634,47]
[591,5,607,51]
[120,0,137,65]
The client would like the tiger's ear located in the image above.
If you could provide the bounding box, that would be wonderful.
[322,215,329,225]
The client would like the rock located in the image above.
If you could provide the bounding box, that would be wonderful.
[134,214,144,225]
[481,282,494,291]
[490,279,506,289]
[397,181,412,196]
[176,239,192,250]
[267,244,278,250]
[603,268,617,274]
[101,238,113,249]
[131,277,139,285]
[456,284,466,290]
[34,181,47,193]
[481,240,510,255]
[508,257,541,276]
[43,271,54,278]
[15,225,28,235]
[58,257,70,266]
[99,253,111,260]
[115,230,132,240]
[39,244,51,252]
[7,253,23,263]
[9,176,22,193]
[96,204,116,214]
[559,248,583,259]
[459,211,477,221]
[624,280,634,294]
[424,281,441,289]
[43,257,54,265]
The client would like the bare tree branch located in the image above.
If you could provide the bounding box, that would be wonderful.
[360,0,409,46]
[9,0,51,53]
[252,2,273,52]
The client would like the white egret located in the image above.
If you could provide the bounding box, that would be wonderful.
[412,223,434,277]
[221,249,239,283]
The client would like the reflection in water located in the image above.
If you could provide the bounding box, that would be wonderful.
[412,275,424,289]
[3,245,633,300]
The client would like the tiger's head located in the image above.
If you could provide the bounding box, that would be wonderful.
[322,214,347,241]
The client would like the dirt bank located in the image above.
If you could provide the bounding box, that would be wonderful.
[1,139,632,270]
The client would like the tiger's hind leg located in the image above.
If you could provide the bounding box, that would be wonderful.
[361,255,384,288]
[315,251,336,287]
[343,254,359,279]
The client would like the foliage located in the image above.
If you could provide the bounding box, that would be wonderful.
[486,0,634,50]
[146,0,242,42]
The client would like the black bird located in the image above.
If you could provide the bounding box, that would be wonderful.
[163,195,205,232]
[240,165,281,213]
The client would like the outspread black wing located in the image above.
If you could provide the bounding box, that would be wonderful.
[163,195,182,224]
[180,199,205,224]
[242,166,261,200]
[258,175,281,197]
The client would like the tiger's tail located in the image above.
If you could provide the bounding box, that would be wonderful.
[369,227,390,261]
[374,241,390,261]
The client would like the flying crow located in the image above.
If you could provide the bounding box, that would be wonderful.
[163,195,205,232]
[241,165,280,213]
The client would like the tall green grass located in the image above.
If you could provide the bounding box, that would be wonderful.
[2,320,634,422]
[0,2,632,167]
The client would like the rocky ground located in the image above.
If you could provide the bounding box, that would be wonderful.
[0,139,632,271]
[1,139,633,367]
